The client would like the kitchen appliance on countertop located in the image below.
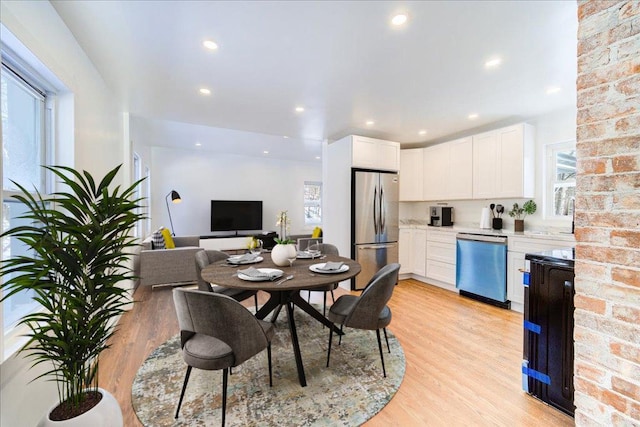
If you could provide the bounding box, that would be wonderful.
[429,206,454,227]
[352,170,399,290]
[455,232,510,309]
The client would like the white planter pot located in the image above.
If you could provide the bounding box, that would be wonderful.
[271,243,297,266]
[38,388,123,427]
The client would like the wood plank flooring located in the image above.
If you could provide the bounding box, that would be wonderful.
[99,279,574,426]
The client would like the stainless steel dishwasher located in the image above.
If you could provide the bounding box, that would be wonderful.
[455,233,510,309]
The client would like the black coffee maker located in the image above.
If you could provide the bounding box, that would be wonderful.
[429,206,454,227]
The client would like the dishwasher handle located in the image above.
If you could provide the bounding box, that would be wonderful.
[456,233,507,244]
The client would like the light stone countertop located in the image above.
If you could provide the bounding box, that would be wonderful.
[399,220,576,242]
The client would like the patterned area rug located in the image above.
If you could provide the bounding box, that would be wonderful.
[132,304,405,426]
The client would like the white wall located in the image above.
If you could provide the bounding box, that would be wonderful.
[149,147,322,237]
[1,2,126,426]
[400,107,576,232]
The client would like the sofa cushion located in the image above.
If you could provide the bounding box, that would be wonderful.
[161,228,176,249]
[152,228,166,249]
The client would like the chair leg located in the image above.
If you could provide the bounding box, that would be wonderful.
[338,324,343,345]
[330,289,335,303]
[376,329,387,378]
[323,291,327,318]
[175,365,193,418]
[221,368,228,427]
[307,291,311,304]
[254,293,259,310]
[384,328,391,353]
[267,343,273,387]
[326,325,334,367]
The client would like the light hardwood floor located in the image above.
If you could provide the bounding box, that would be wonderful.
[99,279,574,426]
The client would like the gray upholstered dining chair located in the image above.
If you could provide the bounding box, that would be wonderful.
[195,249,259,309]
[304,243,340,317]
[326,263,400,377]
[173,288,275,426]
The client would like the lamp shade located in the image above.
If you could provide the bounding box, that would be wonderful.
[170,190,182,203]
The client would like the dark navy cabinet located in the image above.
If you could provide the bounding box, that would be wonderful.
[523,249,575,416]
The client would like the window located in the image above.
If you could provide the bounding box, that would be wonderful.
[303,181,322,225]
[1,58,53,354]
[545,141,576,218]
[133,152,142,238]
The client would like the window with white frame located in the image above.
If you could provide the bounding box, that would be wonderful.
[133,152,142,238]
[1,59,53,344]
[145,166,151,236]
[545,141,576,218]
[303,181,322,225]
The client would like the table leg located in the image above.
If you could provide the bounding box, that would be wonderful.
[254,294,281,320]
[285,301,307,387]
[291,292,343,335]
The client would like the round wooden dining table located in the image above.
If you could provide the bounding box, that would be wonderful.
[201,253,361,387]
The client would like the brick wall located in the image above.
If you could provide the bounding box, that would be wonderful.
[575,1,640,425]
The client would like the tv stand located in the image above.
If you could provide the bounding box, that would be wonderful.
[200,231,277,252]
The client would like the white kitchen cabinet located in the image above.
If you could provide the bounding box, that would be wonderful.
[412,229,427,276]
[423,137,472,201]
[423,144,448,200]
[507,235,576,312]
[425,229,457,287]
[400,148,424,201]
[448,137,473,199]
[398,227,426,276]
[472,123,535,199]
[352,135,400,171]
[399,228,412,274]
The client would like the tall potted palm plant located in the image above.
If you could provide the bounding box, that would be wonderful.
[0,165,144,426]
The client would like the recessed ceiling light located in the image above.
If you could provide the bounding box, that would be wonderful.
[366,120,375,126]
[263,150,269,154]
[195,142,202,147]
[468,113,479,120]
[546,86,561,95]
[418,130,427,135]
[203,40,218,50]
[315,156,321,160]
[391,13,408,26]
[295,106,305,113]
[484,57,502,68]
[283,136,289,139]
[199,88,211,95]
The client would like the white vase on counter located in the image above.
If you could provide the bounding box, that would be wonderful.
[271,243,297,266]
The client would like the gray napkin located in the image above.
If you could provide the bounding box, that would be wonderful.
[318,261,344,271]
[238,266,277,279]
[229,253,258,263]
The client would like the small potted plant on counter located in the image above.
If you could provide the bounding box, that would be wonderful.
[508,200,537,232]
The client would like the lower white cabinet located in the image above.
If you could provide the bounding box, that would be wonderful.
[507,236,576,312]
[425,229,457,286]
[399,228,426,276]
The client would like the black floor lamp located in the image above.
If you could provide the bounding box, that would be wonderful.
[165,190,182,236]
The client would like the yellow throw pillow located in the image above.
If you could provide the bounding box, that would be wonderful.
[311,226,322,238]
[161,228,176,249]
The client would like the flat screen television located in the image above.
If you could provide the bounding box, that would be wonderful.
[211,200,263,232]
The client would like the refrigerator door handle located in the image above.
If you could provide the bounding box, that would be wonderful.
[379,184,386,235]
[358,243,397,250]
[373,186,379,235]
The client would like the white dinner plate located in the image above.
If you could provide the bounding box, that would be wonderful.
[309,263,350,274]
[227,255,264,265]
[237,268,283,281]
[296,251,320,259]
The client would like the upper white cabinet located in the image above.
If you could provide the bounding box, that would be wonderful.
[351,135,400,171]
[400,148,424,201]
[423,137,473,201]
[472,123,535,199]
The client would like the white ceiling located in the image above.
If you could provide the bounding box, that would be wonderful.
[51,0,577,160]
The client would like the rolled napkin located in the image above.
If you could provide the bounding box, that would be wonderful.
[237,266,278,279]
[318,261,344,271]
[228,253,258,263]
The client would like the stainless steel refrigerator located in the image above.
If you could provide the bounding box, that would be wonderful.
[351,170,399,290]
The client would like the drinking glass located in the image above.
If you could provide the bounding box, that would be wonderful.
[251,239,263,256]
